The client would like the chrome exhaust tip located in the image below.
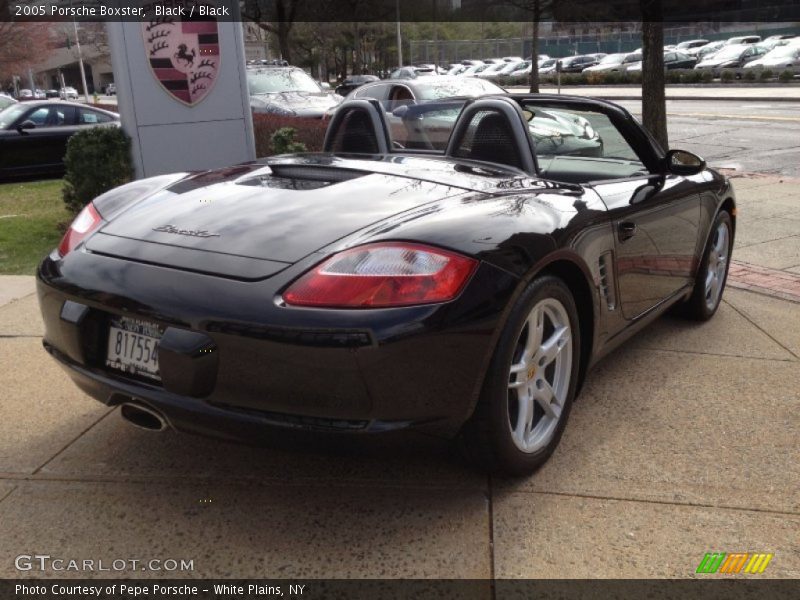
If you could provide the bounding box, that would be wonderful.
[120,402,168,432]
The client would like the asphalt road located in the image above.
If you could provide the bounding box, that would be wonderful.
[616,99,800,177]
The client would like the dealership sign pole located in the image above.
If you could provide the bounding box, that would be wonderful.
[105,0,255,178]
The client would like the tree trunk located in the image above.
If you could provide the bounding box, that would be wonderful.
[529,13,540,93]
[277,21,292,63]
[641,17,668,149]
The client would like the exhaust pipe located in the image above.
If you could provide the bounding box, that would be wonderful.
[120,403,168,432]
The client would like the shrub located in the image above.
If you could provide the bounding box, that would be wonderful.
[778,69,794,82]
[666,69,681,84]
[270,127,307,154]
[682,70,702,83]
[604,71,621,85]
[252,113,326,158]
[743,69,757,81]
[624,71,642,84]
[759,69,774,81]
[585,71,605,85]
[62,127,133,215]
[92,103,118,113]
[700,70,713,83]
[720,69,735,82]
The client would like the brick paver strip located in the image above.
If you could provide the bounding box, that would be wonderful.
[728,261,800,303]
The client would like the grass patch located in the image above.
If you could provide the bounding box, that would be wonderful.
[0,179,69,275]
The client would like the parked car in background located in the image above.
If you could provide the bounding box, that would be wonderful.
[583,52,641,73]
[491,60,527,82]
[334,75,379,97]
[18,89,33,100]
[389,66,439,79]
[625,51,697,72]
[0,100,119,179]
[462,64,493,77]
[676,39,710,51]
[45,89,59,98]
[476,62,509,79]
[0,94,18,110]
[725,35,761,46]
[691,40,726,59]
[538,59,559,75]
[34,89,47,100]
[559,54,605,73]
[759,35,795,51]
[59,87,79,100]
[694,44,769,75]
[744,42,800,74]
[340,76,504,111]
[763,34,798,44]
[104,83,116,95]
[505,61,531,83]
[247,66,343,118]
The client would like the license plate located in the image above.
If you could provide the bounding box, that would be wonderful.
[105,316,163,381]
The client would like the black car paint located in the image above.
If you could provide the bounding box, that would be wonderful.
[36,94,735,443]
[0,101,119,179]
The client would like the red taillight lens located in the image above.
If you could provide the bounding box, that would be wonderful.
[57,202,103,257]
[283,242,478,308]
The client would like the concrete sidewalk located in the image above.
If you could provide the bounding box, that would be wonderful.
[508,84,800,101]
[0,176,797,580]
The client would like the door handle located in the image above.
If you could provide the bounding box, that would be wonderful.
[618,222,637,241]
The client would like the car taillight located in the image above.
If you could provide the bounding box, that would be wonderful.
[283,242,477,308]
[57,202,103,257]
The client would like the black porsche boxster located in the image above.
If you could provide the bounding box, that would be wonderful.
[37,95,735,474]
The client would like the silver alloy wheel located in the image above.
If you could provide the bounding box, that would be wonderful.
[507,298,573,453]
[704,220,730,311]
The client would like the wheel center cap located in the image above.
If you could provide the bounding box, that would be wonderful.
[527,365,537,381]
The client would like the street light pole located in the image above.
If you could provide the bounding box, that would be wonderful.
[70,1,91,103]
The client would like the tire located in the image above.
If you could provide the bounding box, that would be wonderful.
[459,275,581,475]
[681,210,733,321]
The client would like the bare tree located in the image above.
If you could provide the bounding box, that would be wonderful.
[640,1,668,149]
[241,0,304,62]
[0,22,52,83]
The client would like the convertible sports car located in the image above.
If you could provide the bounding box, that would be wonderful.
[37,95,735,474]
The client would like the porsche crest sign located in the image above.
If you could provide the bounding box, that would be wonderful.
[141,1,221,106]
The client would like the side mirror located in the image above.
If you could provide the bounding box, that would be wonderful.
[17,120,36,132]
[664,149,705,176]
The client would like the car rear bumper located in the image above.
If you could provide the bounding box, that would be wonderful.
[37,250,517,441]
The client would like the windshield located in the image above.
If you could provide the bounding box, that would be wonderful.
[247,69,321,94]
[377,98,646,181]
[599,53,625,65]
[0,104,28,128]
[712,45,747,60]
[415,79,504,100]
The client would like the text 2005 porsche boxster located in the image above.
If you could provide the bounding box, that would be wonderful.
[37,95,735,474]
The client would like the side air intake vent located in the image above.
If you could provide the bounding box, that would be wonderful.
[599,252,616,310]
